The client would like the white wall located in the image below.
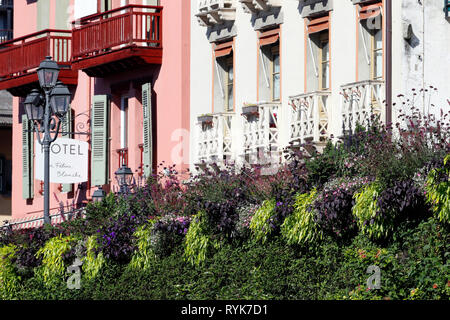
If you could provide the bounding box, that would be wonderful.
[74,0,97,20]
[398,0,450,121]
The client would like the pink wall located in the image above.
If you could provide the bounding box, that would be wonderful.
[10,0,190,220]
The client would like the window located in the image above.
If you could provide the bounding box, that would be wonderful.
[226,57,234,111]
[371,28,383,80]
[271,46,280,101]
[357,2,383,82]
[213,41,234,112]
[305,15,330,92]
[319,33,330,90]
[258,28,280,102]
[446,0,450,18]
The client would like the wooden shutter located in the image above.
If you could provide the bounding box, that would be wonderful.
[61,107,73,193]
[142,83,153,177]
[91,95,109,186]
[22,114,34,199]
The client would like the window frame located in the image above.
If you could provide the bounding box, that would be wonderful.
[225,56,234,112]
[271,45,280,102]
[318,32,330,91]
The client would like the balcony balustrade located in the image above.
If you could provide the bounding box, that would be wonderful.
[196,112,235,166]
[196,0,236,27]
[0,29,76,96]
[72,4,162,77]
[289,91,330,147]
[241,102,280,160]
[340,80,385,133]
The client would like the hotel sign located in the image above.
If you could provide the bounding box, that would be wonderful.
[35,138,89,184]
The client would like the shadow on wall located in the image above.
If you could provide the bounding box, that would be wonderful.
[298,0,331,16]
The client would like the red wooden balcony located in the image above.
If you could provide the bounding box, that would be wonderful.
[72,5,163,77]
[0,29,77,97]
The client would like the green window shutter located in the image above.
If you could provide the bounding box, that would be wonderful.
[22,114,34,199]
[142,83,153,177]
[61,107,73,193]
[91,95,110,186]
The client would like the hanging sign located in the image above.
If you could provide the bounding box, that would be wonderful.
[35,138,89,183]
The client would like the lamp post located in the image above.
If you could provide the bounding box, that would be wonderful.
[24,56,71,225]
[114,165,134,195]
[92,186,106,203]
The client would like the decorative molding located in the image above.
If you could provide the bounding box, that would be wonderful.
[196,0,237,27]
[239,0,282,14]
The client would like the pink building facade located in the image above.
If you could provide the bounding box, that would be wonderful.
[2,0,190,221]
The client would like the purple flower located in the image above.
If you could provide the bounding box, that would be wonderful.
[276,202,283,206]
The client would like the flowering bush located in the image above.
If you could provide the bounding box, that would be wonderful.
[152,214,191,257]
[96,214,144,264]
[313,177,371,240]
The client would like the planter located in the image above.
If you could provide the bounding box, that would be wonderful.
[198,114,214,124]
[242,105,259,117]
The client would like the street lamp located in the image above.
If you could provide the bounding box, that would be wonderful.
[92,186,106,203]
[114,165,134,194]
[24,56,71,224]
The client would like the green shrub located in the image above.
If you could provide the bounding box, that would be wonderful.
[425,154,450,224]
[0,244,20,299]
[249,199,276,243]
[281,189,322,246]
[183,212,219,266]
[352,182,389,241]
[128,220,156,271]
[35,235,77,287]
[82,235,105,280]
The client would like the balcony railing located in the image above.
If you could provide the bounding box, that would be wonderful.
[341,80,385,132]
[0,29,12,44]
[196,0,236,26]
[289,91,330,145]
[241,102,280,158]
[0,29,72,80]
[196,112,235,165]
[117,148,128,167]
[72,5,162,61]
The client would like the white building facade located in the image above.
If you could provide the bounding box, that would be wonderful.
[190,0,450,171]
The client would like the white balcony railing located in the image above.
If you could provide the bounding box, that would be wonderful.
[241,102,280,158]
[341,80,385,132]
[196,112,235,165]
[239,0,282,13]
[197,0,237,26]
[289,91,330,145]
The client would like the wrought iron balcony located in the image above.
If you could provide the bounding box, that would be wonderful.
[0,29,77,97]
[72,4,162,77]
[340,80,385,133]
[196,0,236,27]
[239,0,281,14]
[195,112,235,167]
[289,91,330,147]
